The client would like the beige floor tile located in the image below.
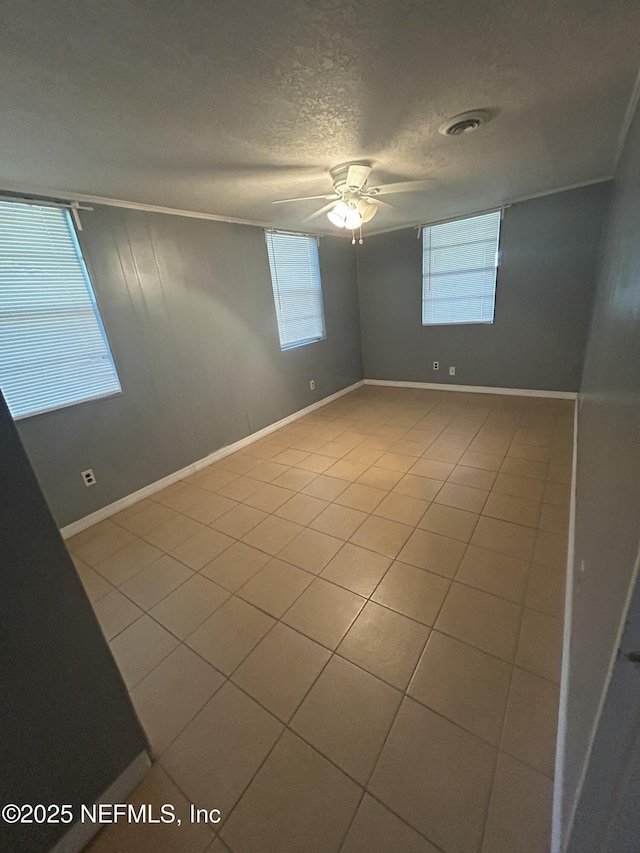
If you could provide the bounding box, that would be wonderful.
[274,493,328,525]
[74,559,113,603]
[310,503,368,540]
[418,503,479,542]
[244,483,295,512]
[150,574,230,639]
[320,543,391,596]
[543,480,570,507]
[344,445,385,466]
[242,515,304,556]
[483,491,541,528]
[436,583,522,661]
[456,544,530,603]
[471,516,536,561]
[282,578,365,649]
[350,516,413,559]
[372,562,450,626]
[357,465,405,490]
[373,492,429,526]
[217,475,264,501]
[533,530,567,569]
[409,458,455,480]
[110,497,154,524]
[278,528,343,573]
[296,453,336,474]
[186,596,275,674]
[115,502,178,537]
[196,467,239,492]
[70,523,138,567]
[200,541,269,591]
[423,443,465,464]
[93,589,143,640]
[539,502,569,535]
[291,656,402,783]
[341,794,439,853]
[501,667,559,777]
[220,730,360,853]
[482,753,552,853]
[335,482,387,513]
[210,503,267,539]
[218,453,261,475]
[397,528,467,578]
[324,459,369,482]
[237,558,312,617]
[516,608,563,682]
[527,562,565,618]
[390,438,432,457]
[120,554,193,610]
[434,481,489,513]
[109,615,179,689]
[145,515,205,552]
[272,467,319,490]
[338,600,429,690]
[273,447,311,466]
[448,464,497,491]
[154,483,211,513]
[182,491,238,524]
[459,450,504,472]
[95,538,164,586]
[232,622,330,722]
[393,473,443,501]
[161,682,282,815]
[409,631,511,745]
[492,472,545,502]
[241,460,289,483]
[131,644,224,754]
[500,456,549,481]
[318,440,353,458]
[87,764,214,852]
[468,436,510,456]
[507,442,551,463]
[170,527,234,570]
[302,474,350,500]
[376,451,416,473]
[547,463,572,484]
[369,697,496,853]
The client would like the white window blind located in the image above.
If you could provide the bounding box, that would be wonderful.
[265,231,326,350]
[0,201,122,419]
[422,210,501,326]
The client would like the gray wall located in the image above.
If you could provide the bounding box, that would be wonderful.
[15,206,362,527]
[357,183,610,391]
[563,103,640,850]
[0,391,148,852]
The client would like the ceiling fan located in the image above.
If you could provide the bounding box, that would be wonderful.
[272,162,432,242]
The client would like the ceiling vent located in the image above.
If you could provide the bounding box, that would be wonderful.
[439,110,490,137]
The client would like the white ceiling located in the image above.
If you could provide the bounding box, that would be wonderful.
[1,0,639,234]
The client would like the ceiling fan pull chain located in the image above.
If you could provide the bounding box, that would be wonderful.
[358,225,363,245]
[351,229,356,245]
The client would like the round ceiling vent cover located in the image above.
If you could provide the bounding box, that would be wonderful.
[439,110,491,137]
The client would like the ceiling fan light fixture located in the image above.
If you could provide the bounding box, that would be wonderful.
[344,207,363,229]
[327,200,350,228]
[357,198,378,223]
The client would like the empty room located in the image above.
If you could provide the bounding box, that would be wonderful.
[2,2,640,853]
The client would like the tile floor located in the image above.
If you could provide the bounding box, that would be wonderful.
[67,386,570,853]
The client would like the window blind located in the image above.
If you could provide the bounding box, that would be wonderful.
[422,210,501,326]
[265,231,326,350]
[0,201,121,419]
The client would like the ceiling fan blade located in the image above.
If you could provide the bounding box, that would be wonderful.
[345,163,372,191]
[272,193,337,205]
[367,179,433,196]
[361,195,395,210]
[302,201,340,223]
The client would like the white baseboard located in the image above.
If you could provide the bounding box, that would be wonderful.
[552,398,579,853]
[50,751,151,853]
[363,378,577,400]
[60,381,364,539]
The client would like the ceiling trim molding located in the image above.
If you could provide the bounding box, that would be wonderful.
[613,65,640,171]
[362,175,614,237]
[0,184,273,229]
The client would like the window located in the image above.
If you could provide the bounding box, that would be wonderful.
[265,231,326,349]
[0,201,121,419]
[422,210,501,326]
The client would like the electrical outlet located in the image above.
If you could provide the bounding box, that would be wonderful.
[433,361,439,370]
[449,366,456,376]
[81,468,96,487]
[309,379,315,390]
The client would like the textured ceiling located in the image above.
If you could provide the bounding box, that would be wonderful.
[1,0,639,234]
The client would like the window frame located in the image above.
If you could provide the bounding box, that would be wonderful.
[421,209,502,327]
[0,200,122,420]
[265,230,327,351]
